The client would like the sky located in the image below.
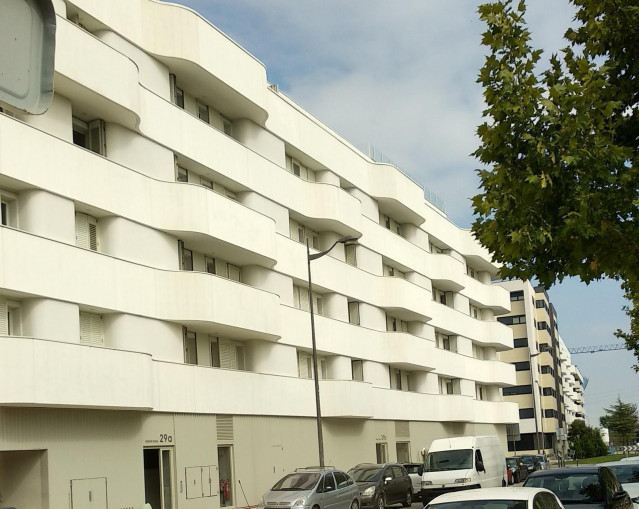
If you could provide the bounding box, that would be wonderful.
[170,0,637,428]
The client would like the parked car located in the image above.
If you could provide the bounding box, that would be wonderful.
[506,456,529,484]
[535,454,548,470]
[348,463,412,509]
[519,455,541,473]
[402,463,423,500]
[523,466,633,509]
[599,461,639,508]
[621,457,639,463]
[257,467,360,509]
[424,486,565,509]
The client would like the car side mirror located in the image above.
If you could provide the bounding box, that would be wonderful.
[612,490,628,501]
[324,485,335,493]
[384,476,392,484]
[418,466,424,476]
[476,461,485,473]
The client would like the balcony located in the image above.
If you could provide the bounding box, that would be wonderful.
[279,306,436,371]
[0,336,153,409]
[0,228,280,340]
[0,116,278,268]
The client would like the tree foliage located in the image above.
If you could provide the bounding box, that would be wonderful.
[568,419,608,458]
[473,0,639,368]
[600,397,639,446]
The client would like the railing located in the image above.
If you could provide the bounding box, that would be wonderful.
[364,143,446,213]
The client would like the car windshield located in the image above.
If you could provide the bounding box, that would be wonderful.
[607,465,639,484]
[506,459,518,468]
[427,499,527,509]
[524,473,604,504]
[405,465,421,475]
[349,466,383,482]
[272,473,321,491]
[425,450,473,472]
[520,456,535,465]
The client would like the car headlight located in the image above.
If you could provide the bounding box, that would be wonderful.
[454,478,471,484]
[362,486,376,496]
[421,481,432,487]
[292,498,308,507]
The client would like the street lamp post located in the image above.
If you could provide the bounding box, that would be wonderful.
[307,235,358,468]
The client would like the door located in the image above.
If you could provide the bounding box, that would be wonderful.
[144,448,174,509]
[70,478,107,509]
[218,445,234,507]
[333,471,353,509]
[320,472,339,509]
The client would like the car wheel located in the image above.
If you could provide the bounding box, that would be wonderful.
[402,490,412,507]
[350,500,359,509]
[376,494,385,509]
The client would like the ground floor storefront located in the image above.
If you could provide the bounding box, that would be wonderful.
[0,408,507,509]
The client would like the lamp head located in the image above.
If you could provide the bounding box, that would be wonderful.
[338,235,358,244]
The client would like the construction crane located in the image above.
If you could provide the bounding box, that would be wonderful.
[568,343,627,354]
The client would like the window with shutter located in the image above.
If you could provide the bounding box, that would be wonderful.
[219,339,238,370]
[178,241,193,271]
[348,301,360,325]
[0,298,8,335]
[80,312,104,345]
[298,352,312,379]
[209,336,220,367]
[215,259,228,278]
[351,360,363,381]
[345,244,357,266]
[176,166,188,183]
[183,328,197,364]
[169,75,184,108]
[75,212,98,251]
[228,264,241,282]
[196,100,210,123]
[205,256,216,274]
[87,119,106,156]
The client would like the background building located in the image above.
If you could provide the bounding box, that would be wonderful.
[496,281,566,457]
[557,337,586,426]
[0,1,518,508]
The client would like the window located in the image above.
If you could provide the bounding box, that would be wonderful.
[537,321,548,330]
[512,361,531,371]
[513,337,528,348]
[196,100,210,123]
[348,301,360,325]
[473,343,484,359]
[75,212,98,251]
[219,338,245,370]
[345,244,357,266]
[376,443,388,463]
[200,177,238,200]
[72,117,106,155]
[176,166,189,183]
[1,189,17,227]
[293,285,323,315]
[436,333,456,352]
[519,408,535,419]
[390,368,412,391]
[285,155,316,181]
[209,336,220,367]
[544,409,558,418]
[476,384,486,400]
[386,314,408,333]
[80,312,104,346]
[351,360,363,381]
[383,263,405,278]
[298,351,325,379]
[541,365,555,376]
[379,213,403,236]
[289,219,319,249]
[542,387,557,397]
[178,240,193,271]
[510,290,524,301]
[433,288,451,307]
[497,315,526,325]
[221,115,232,136]
[469,303,480,319]
[439,376,459,395]
[206,256,241,282]
[502,385,533,396]
[467,266,479,279]
[169,74,184,108]
[535,299,548,310]
[183,328,197,364]
[333,471,350,490]
[0,297,21,336]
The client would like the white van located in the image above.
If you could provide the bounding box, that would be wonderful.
[420,436,506,502]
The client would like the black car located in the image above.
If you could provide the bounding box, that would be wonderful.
[523,466,633,509]
[348,463,413,509]
[519,454,541,473]
[506,456,529,484]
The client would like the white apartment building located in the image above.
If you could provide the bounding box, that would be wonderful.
[0,1,518,508]
[557,337,586,426]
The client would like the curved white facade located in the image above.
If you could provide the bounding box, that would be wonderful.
[0,2,517,508]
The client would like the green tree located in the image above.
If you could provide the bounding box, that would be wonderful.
[568,419,608,459]
[600,397,639,446]
[473,1,639,368]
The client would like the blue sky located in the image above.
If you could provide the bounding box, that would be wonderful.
[170,0,637,428]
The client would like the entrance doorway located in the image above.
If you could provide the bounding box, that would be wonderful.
[396,442,410,463]
[218,446,234,507]
[143,448,174,509]
[376,443,388,463]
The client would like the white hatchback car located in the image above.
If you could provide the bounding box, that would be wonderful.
[425,487,565,509]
